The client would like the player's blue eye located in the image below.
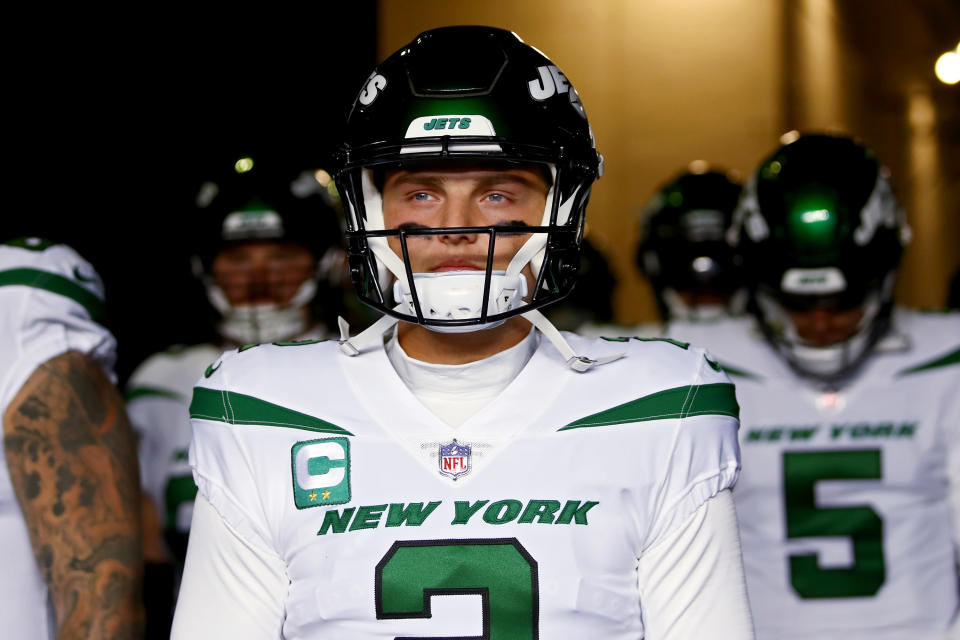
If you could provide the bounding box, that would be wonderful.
[412,193,431,201]
[486,194,506,202]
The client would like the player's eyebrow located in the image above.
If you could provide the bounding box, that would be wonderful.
[388,172,545,190]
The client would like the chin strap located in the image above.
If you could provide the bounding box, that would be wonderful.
[338,307,625,373]
[338,309,401,356]
[521,309,624,373]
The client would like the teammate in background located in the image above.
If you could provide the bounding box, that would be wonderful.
[578,162,744,338]
[125,171,343,635]
[638,163,744,322]
[171,26,754,639]
[1,237,144,639]
[668,133,960,639]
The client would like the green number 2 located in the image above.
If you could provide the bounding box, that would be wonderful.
[375,538,538,639]
[783,449,885,598]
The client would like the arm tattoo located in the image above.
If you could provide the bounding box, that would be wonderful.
[3,350,145,639]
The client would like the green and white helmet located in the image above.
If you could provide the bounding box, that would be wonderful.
[729,133,911,382]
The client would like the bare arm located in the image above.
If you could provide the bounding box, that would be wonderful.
[3,350,145,639]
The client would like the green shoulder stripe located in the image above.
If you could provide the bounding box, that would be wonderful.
[0,267,105,321]
[897,346,960,376]
[125,386,183,402]
[4,237,58,251]
[190,387,353,436]
[559,382,738,431]
[716,361,762,380]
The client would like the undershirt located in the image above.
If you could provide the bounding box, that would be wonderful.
[384,328,538,427]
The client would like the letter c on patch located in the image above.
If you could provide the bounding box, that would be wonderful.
[295,441,347,489]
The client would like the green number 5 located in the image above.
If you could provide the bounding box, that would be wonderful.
[783,449,885,598]
[375,538,538,639]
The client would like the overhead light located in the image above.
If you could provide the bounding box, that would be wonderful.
[935,49,960,85]
[234,157,254,173]
[780,130,801,145]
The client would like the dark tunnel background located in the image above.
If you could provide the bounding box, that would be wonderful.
[7,6,379,382]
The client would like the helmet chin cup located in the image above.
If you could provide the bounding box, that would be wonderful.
[662,288,730,322]
[207,278,317,345]
[218,304,310,345]
[755,287,881,383]
[392,270,529,333]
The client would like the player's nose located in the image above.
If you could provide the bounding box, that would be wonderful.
[439,197,482,244]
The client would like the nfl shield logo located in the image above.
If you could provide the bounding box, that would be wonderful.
[439,439,471,480]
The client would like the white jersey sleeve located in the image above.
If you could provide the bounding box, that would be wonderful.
[186,347,278,556]
[633,342,743,551]
[638,489,754,639]
[0,237,116,640]
[0,238,116,412]
[171,494,287,640]
[125,343,222,554]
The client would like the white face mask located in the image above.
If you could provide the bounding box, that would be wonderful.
[392,270,529,333]
[660,287,748,323]
[755,286,884,383]
[356,166,579,332]
[207,279,317,345]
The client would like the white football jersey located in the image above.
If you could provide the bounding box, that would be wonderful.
[126,343,223,557]
[127,328,333,559]
[576,320,665,339]
[0,238,116,640]
[667,310,960,640]
[189,334,741,639]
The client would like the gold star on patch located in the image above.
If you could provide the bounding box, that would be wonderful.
[322,490,331,500]
[308,492,318,501]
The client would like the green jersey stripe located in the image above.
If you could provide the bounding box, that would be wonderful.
[190,387,354,435]
[896,346,960,376]
[559,382,739,431]
[3,237,58,251]
[125,386,183,402]
[716,362,762,380]
[0,268,105,321]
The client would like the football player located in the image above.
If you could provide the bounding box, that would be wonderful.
[171,27,755,639]
[0,237,144,638]
[668,133,960,639]
[578,163,744,338]
[637,163,744,323]
[125,174,343,633]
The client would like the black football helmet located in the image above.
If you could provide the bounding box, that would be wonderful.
[332,26,602,332]
[730,133,911,382]
[637,164,743,321]
[193,160,345,344]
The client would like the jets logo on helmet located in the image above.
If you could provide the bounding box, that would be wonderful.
[356,71,387,107]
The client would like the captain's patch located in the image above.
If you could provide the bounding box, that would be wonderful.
[292,438,351,508]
